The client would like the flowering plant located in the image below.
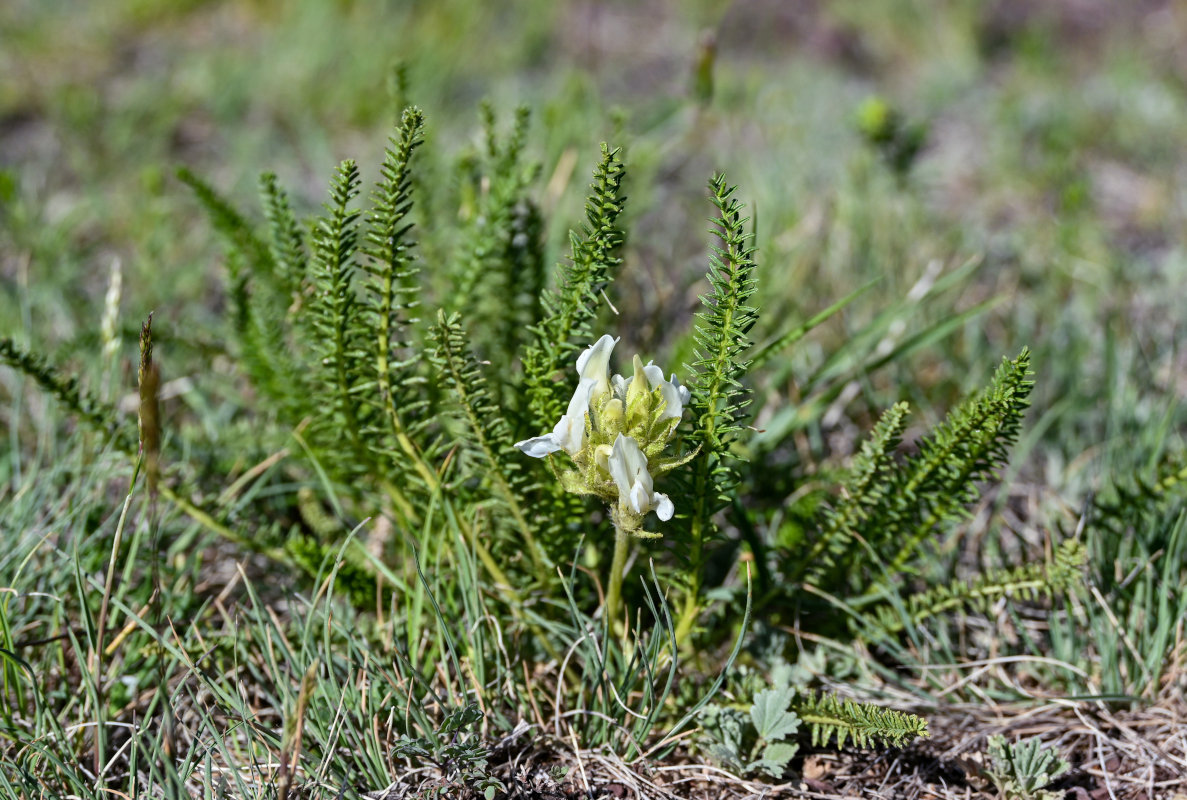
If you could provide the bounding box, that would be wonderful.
[516,335,695,536]
[516,334,697,629]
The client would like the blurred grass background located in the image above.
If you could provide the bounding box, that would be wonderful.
[3,0,1185,508]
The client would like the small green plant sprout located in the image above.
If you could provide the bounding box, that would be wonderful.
[701,685,801,778]
[700,661,929,780]
[392,703,506,800]
[516,334,696,624]
[855,95,927,178]
[985,734,1071,800]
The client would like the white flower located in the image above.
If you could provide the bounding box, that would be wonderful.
[515,377,596,457]
[654,369,690,420]
[607,433,674,521]
[618,355,690,421]
[515,336,620,458]
[575,334,618,402]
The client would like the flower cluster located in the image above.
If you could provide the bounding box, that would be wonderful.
[516,335,694,535]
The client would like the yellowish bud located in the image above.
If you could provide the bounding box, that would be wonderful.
[601,397,624,431]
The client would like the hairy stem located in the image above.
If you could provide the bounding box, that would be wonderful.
[674,578,700,647]
[604,520,631,635]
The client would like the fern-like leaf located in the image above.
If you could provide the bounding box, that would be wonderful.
[259,171,308,302]
[791,690,928,749]
[1093,452,1187,537]
[521,144,626,430]
[801,401,910,583]
[183,168,302,412]
[431,310,548,579]
[307,159,369,473]
[178,167,273,275]
[0,337,135,454]
[673,175,758,632]
[862,539,1086,636]
[450,105,543,377]
[878,349,1033,578]
[814,350,1033,597]
[360,107,427,446]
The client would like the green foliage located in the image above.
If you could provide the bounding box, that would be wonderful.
[673,175,759,640]
[182,109,435,498]
[702,671,928,777]
[797,349,1034,595]
[516,144,629,556]
[0,337,134,454]
[701,686,800,779]
[1050,480,1187,699]
[285,524,380,609]
[862,538,1086,636]
[7,6,1187,795]
[684,174,759,506]
[309,159,369,470]
[177,166,273,275]
[801,401,910,581]
[751,686,802,743]
[258,171,307,300]
[521,144,627,428]
[393,704,506,800]
[792,690,929,749]
[361,107,427,440]
[1093,451,1187,540]
[985,735,1070,800]
[450,104,546,378]
[431,309,548,576]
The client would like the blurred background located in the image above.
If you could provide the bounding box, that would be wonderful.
[3,0,1185,503]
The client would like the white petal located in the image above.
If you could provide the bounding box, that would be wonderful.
[630,481,650,514]
[552,411,585,455]
[654,492,674,521]
[552,378,596,454]
[620,433,650,481]
[608,434,633,502]
[642,361,665,389]
[658,378,685,420]
[515,435,562,458]
[576,335,618,399]
[551,416,579,455]
[565,377,597,417]
[672,374,691,405]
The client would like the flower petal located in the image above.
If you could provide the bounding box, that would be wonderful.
[654,492,674,521]
[514,435,562,458]
[576,335,618,399]
[658,376,687,420]
[608,434,634,503]
[642,361,665,388]
[551,378,596,454]
[671,373,691,405]
[630,481,650,515]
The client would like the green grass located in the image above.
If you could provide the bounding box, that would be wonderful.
[2,2,1186,797]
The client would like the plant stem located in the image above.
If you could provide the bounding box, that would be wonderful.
[674,491,706,648]
[674,586,699,648]
[604,520,631,634]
